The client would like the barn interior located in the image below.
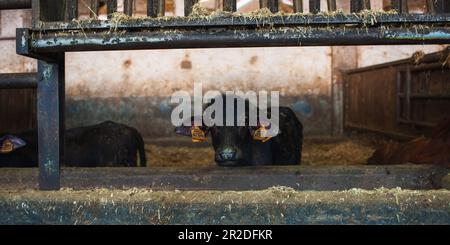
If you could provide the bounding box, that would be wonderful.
[0,0,450,224]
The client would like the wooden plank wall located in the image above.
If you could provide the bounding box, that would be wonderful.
[344,61,450,139]
[0,89,36,134]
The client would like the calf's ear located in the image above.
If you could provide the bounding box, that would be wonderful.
[0,135,27,154]
[174,116,209,142]
[174,125,193,137]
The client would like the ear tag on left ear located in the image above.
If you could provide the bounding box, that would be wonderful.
[0,139,14,154]
[253,125,272,143]
[191,126,207,142]
[0,135,27,154]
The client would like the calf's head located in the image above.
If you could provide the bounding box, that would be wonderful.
[174,95,279,166]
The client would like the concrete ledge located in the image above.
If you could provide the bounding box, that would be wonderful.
[1,188,449,224]
[0,165,448,190]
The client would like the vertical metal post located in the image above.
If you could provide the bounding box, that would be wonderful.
[391,0,408,13]
[124,0,133,16]
[107,0,117,18]
[31,0,41,28]
[259,0,278,12]
[65,0,78,21]
[223,0,236,12]
[351,0,371,12]
[37,54,65,190]
[89,0,99,18]
[148,0,165,17]
[293,0,303,13]
[37,0,66,22]
[158,0,165,16]
[184,0,198,16]
[432,0,449,13]
[405,66,411,123]
[426,0,436,13]
[309,0,320,13]
[327,0,336,12]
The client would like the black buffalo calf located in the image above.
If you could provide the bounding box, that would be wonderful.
[175,95,303,166]
[0,121,146,167]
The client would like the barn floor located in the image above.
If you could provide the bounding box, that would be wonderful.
[144,134,386,167]
[2,134,449,225]
[1,187,450,224]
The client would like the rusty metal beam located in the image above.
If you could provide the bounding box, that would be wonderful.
[0,0,31,9]
[0,73,37,89]
[16,25,450,56]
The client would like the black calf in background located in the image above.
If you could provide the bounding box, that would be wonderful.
[0,121,146,167]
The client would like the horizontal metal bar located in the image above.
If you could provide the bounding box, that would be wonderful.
[0,165,447,190]
[398,93,450,99]
[22,26,450,54]
[345,48,450,74]
[397,119,437,128]
[344,122,416,140]
[0,0,31,9]
[411,63,448,71]
[0,73,37,89]
[34,14,450,31]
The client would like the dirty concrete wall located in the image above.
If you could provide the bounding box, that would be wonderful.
[65,47,333,137]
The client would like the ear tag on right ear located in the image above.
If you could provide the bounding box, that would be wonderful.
[191,126,206,142]
[253,125,272,143]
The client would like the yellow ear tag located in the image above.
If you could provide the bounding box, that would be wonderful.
[191,126,207,142]
[0,139,14,154]
[253,125,272,143]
